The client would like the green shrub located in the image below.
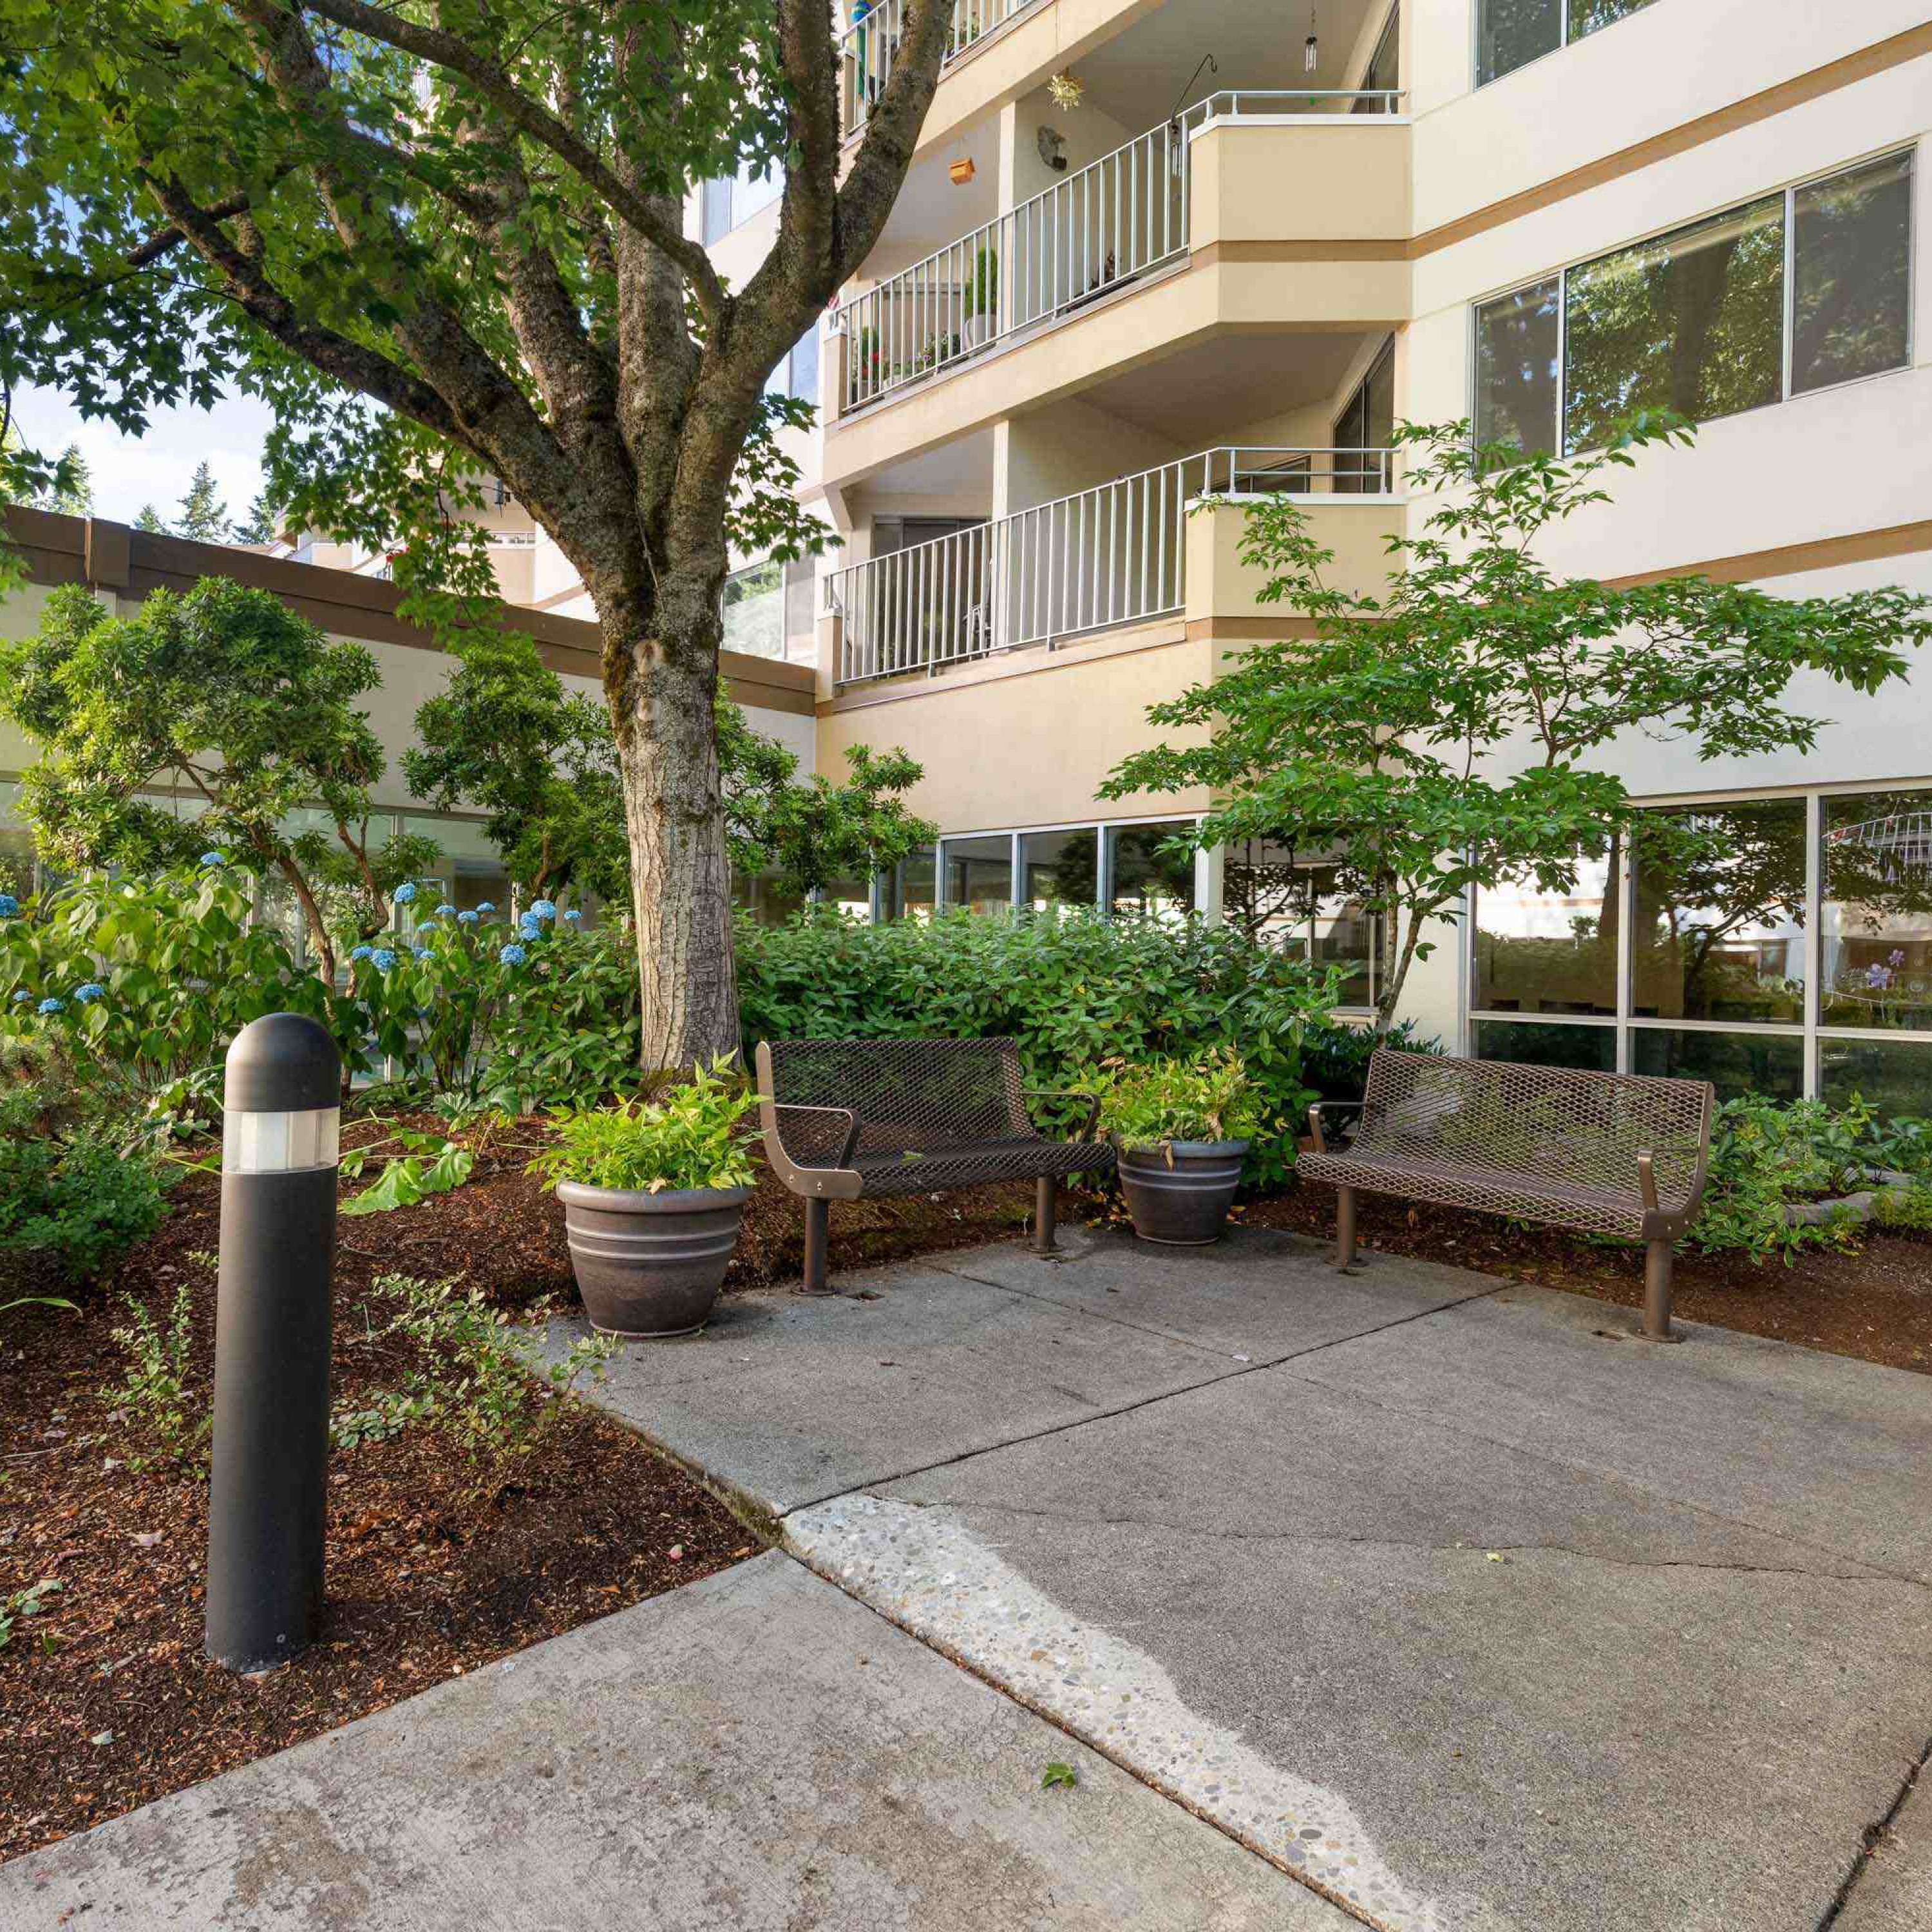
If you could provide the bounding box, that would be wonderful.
[0,1131,168,1282]
[107,1283,208,1472]
[1688,1095,1882,1264]
[527,1061,759,1193]
[735,909,1337,1187]
[1299,1016,1443,1103]
[1077,1046,1264,1148]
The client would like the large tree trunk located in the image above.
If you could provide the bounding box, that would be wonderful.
[604,569,741,1075]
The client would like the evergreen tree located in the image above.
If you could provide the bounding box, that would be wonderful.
[175,460,231,541]
[232,486,280,545]
[131,503,169,533]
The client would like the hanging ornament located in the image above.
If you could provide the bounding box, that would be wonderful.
[1304,2,1318,73]
[1047,70,1084,110]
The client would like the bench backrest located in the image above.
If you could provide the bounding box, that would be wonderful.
[757,1037,1035,1163]
[1358,1050,1712,1214]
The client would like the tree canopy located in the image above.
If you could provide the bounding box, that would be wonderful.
[1103,416,1932,1031]
[0,577,435,976]
[0,0,954,1068]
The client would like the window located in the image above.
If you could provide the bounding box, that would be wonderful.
[1474,153,1914,457]
[1473,848,1619,1017]
[764,325,822,406]
[1221,839,1376,1009]
[1332,337,1394,493]
[1021,829,1098,909]
[943,835,1014,913]
[883,848,936,920]
[1106,823,1196,918]
[1477,0,1658,88]
[1631,800,1806,1025]
[1474,1019,1618,1072]
[1821,793,1932,1032]
[721,560,785,659]
[783,558,818,664]
[0,781,34,900]
[699,158,784,243]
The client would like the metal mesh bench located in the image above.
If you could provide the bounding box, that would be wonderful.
[1298,1050,1715,1341]
[755,1037,1117,1293]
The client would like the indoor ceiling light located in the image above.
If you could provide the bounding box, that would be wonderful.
[1304,3,1318,72]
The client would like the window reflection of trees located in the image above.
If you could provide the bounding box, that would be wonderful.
[1823,796,1932,1032]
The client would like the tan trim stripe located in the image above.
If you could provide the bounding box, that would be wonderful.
[1604,519,1932,589]
[1193,239,1412,265]
[1412,23,1932,258]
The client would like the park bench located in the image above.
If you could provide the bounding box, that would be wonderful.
[755,1037,1116,1294]
[1298,1050,1715,1342]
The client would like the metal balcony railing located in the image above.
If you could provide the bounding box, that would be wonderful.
[830,90,1407,413]
[826,445,1397,685]
[838,0,1042,137]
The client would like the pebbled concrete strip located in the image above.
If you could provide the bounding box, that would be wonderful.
[0,1553,1354,1932]
[787,1493,1444,1932]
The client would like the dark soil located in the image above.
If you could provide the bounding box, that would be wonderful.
[1238,1182,1932,1374]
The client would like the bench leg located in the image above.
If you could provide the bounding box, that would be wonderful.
[1639,1238,1682,1343]
[1034,1175,1057,1256]
[800,1197,831,1296]
[1334,1186,1359,1272]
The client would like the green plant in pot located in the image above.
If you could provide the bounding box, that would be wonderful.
[1079,1047,1262,1244]
[527,1060,759,1338]
[964,246,999,345]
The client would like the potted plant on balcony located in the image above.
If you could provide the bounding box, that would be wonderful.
[1081,1046,1260,1245]
[963,246,998,348]
[527,1061,759,1338]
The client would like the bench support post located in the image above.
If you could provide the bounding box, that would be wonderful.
[1034,1175,1057,1256]
[1640,1238,1681,1343]
[801,1197,831,1295]
[1334,1185,1358,1272]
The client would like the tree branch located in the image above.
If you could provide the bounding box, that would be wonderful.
[296,0,726,323]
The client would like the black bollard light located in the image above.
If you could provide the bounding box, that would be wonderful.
[205,1012,341,1672]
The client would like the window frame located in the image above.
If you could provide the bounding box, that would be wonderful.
[1473,0,1661,91]
[1463,781,1932,1099]
[1469,148,1917,459]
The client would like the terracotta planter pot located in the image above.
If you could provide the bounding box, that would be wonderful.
[555,1181,749,1338]
[1115,1139,1249,1245]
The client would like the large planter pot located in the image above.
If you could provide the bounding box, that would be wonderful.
[1115,1140,1249,1246]
[554,1181,750,1338]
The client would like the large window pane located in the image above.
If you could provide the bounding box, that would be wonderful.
[1821,793,1932,1032]
[1792,151,1914,395]
[1474,278,1560,457]
[1566,0,1658,45]
[0,781,35,899]
[885,847,936,920]
[1309,866,1374,1010]
[1107,823,1195,918]
[1020,829,1097,909]
[943,835,1013,914]
[1475,1019,1616,1072]
[1631,801,1806,1024]
[1477,0,1560,86]
[1819,1037,1932,1122]
[1473,846,1619,1016]
[1222,838,1314,943]
[722,560,785,659]
[402,813,513,920]
[735,871,806,926]
[1564,194,1785,453]
[1630,1027,1804,1103]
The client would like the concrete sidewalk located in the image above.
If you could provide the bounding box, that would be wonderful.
[0,1552,1349,1931]
[562,1226,1932,1932]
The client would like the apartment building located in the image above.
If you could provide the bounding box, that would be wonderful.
[689,0,1932,1112]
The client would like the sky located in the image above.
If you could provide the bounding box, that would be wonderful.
[10,381,274,527]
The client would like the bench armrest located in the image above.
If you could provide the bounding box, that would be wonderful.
[1307,1099,1364,1155]
[1636,1150,1660,1214]
[769,1101,862,1170]
[1024,1088,1103,1139]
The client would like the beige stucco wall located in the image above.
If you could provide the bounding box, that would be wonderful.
[1189,119,1412,247]
[1186,498,1403,619]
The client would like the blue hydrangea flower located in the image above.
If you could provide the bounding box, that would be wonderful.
[73,982,105,1003]
[0,893,17,920]
[350,944,374,963]
[372,947,399,971]
[421,904,447,919]
[498,943,527,965]
[392,882,418,905]
[10,990,29,1004]
[198,850,227,869]
[563,908,582,922]
[412,945,431,960]
[37,997,64,1016]
[528,899,557,921]
[457,909,480,925]
[476,901,497,914]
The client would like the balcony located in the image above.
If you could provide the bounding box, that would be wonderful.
[831,90,1407,422]
[838,0,1046,138]
[824,444,1399,685]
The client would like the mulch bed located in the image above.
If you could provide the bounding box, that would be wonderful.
[0,1117,1071,1867]
[1237,1182,1932,1374]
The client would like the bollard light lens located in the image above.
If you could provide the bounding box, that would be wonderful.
[222,1107,341,1175]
